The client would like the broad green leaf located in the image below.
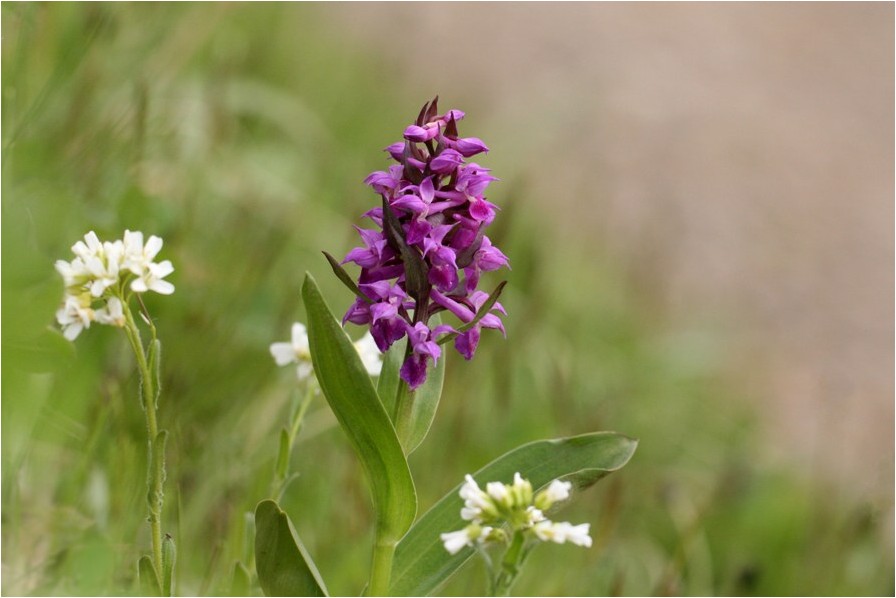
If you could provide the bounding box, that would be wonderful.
[389,432,638,596]
[302,273,416,542]
[376,337,406,418]
[378,316,446,455]
[254,499,328,597]
[138,555,161,597]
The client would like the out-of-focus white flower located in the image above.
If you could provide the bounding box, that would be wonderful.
[130,259,175,295]
[54,230,175,341]
[95,297,126,327]
[440,523,493,555]
[442,473,592,555]
[270,324,384,381]
[121,230,164,275]
[534,479,572,510]
[56,293,95,340]
[55,257,90,289]
[84,239,124,297]
[532,521,592,547]
[459,474,497,521]
[354,331,383,376]
[270,322,313,381]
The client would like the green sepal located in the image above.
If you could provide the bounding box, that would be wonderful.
[254,499,328,597]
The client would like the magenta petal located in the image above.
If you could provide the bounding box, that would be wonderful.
[404,125,429,142]
[454,329,481,360]
[454,137,489,157]
[430,289,475,322]
[400,354,428,389]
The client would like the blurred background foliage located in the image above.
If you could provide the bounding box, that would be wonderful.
[2,4,892,596]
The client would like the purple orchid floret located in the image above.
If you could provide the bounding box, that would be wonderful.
[340,96,510,389]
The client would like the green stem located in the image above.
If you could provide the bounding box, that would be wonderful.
[369,537,396,596]
[121,298,168,595]
[494,530,526,597]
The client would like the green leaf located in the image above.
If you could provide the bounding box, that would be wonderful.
[377,337,406,417]
[377,314,446,455]
[161,534,176,597]
[437,280,507,346]
[230,561,252,597]
[389,432,638,596]
[254,499,328,597]
[302,273,417,542]
[138,555,161,597]
[322,251,372,305]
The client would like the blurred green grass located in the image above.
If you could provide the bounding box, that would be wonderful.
[2,4,892,596]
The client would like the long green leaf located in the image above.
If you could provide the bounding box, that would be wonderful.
[254,499,328,597]
[389,432,638,596]
[302,273,417,542]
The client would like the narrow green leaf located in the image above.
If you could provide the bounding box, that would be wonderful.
[138,555,161,597]
[161,534,176,597]
[302,273,416,542]
[437,280,508,346]
[255,499,328,597]
[322,251,372,304]
[276,427,290,480]
[390,432,638,596]
[230,561,252,597]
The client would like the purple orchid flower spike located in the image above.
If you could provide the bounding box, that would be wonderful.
[338,97,510,388]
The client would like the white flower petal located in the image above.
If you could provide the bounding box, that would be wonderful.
[440,529,473,555]
[296,361,313,381]
[148,279,175,295]
[144,235,163,261]
[270,342,298,366]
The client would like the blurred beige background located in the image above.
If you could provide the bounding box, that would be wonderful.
[326,3,894,501]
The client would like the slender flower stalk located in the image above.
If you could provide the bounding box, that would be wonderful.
[54,230,176,596]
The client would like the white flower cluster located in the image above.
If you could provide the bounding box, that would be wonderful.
[440,473,591,555]
[54,230,175,340]
[270,322,383,381]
